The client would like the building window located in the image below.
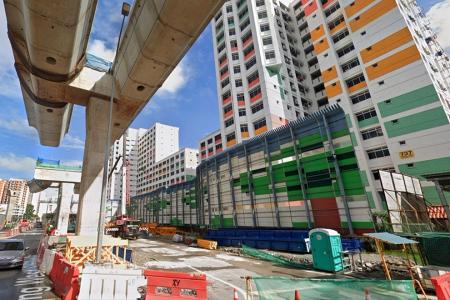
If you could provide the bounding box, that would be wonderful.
[341,57,360,72]
[350,90,371,104]
[237,93,245,101]
[332,29,349,44]
[226,132,236,141]
[223,104,233,114]
[225,118,234,127]
[265,51,276,59]
[240,124,249,132]
[220,67,229,76]
[230,40,237,48]
[260,23,270,32]
[263,37,272,45]
[361,126,383,140]
[253,118,267,130]
[240,18,250,31]
[247,71,259,84]
[249,86,262,99]
[245,57,257,70]
[221,77,230,88]
[238,108,246,116]
[233,65,241,73]
[251,101,264,113]
[222,90,231,100]
[229,28,236,35]
[235,79,243,87]
[346,73,365,88]
[324,2,340,17]
[258,11,268,19]
[336,43,355,57]
[232,53,239,61]
[243,44,255,57]
[367,146,390,160]
[256,0,265,6]
[355,108,377,122]
[226,5,233,13]
[328,15,344,31]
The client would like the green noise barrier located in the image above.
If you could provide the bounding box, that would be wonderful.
[252,277,417,300]
[242,245,310,269]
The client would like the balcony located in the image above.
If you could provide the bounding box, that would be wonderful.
[255,125,268,135]
[248,77,260,89]
[315,90,326,98]
[238,100,245,107]
[231,46,238,52]
[243,37,253,48]
[224,110,234,119]
[241,131,250,138]
[220,71,230,80]
[226,139,236,147]
[312,77,323,86]
[305,51,315,60]
[309,63,319,72]
[244,49,255,61]
[222,96,232,105]
[250,92,262,103]
[219,58,228,68]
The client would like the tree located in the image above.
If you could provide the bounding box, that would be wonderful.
[23,204,35,220]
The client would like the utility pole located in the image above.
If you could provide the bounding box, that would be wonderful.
[95,2,130,263]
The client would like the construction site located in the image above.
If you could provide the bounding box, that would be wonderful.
[1,0,450,299]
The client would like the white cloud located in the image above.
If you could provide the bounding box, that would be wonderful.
[0,1,21,97]
[427,0,450,50]
[87,39,116,62]
[158,62,191,94]
[0,118,37,140]
[61,134,85,150]
[0,153,35,178]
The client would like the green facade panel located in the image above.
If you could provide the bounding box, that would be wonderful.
[366,191,376,209]
[378,84,439,117]
[384,107,449,138]
[358,116,379,128]
[399,157,450,178]
[422,186,450,205]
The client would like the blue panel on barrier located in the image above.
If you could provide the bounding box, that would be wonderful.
[259,230,274,240]
[272,241,289,251]
[275,230,291,240]
[256,240,271,249]
[243,240,257,248]
[288,242,307,253]
[291,231,309,241]
[246,230,259,239]
[231,239,242,247]
[341,239,362,251]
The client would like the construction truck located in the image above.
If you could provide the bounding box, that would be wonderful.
[106,215,140,239]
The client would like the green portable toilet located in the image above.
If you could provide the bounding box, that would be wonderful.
[309,228,343,272]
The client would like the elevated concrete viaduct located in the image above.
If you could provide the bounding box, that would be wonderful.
[4,0,224,235]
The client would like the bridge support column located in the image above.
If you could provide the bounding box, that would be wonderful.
[56,182,74,234]
[77,98,110,236]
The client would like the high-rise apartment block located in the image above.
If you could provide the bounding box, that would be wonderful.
[199,129,223,161]
[108,128,147,201]
[137,123,199,195]
[209,0,450,210]
[0,179,8,204]
[5,179,30,217]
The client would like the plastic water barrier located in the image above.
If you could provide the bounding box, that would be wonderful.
[252,277,418,300]
[39,248,56,275]
[205,229,361,253]
[431,273,450,300]
[78,264,146,300]
[144,269,207,300]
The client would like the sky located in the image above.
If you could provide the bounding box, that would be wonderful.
[0,0,448,180]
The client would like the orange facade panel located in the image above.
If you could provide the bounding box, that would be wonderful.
[325,81,342,98]
[360,27,413,64]
[365,45,421,80]
[345,0,376,18]
[311,25,325,42]
[349,0,397,32]
[313,38,329,55]
[322,66,338,83]
[330,21,346,35]
[226,139,236,147]
[255,126,268,135]
[347,81,367,93]
[305,0,318,16]
[241,131,250,138]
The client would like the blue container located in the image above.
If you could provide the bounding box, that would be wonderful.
[243,240,257,248]
[231,238,242,247]
[288,242,307,253]
[256,240,271,249]
[272,241,289,251]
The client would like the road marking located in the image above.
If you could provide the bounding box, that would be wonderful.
[15,257,53,299]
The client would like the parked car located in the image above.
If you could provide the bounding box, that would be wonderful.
[0,239,28,269]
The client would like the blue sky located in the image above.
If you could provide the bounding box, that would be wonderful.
[0,0,447,180]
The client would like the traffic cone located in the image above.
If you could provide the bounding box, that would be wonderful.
[233,288,239,300]
[294,289,301,300]
[364,288,371,300]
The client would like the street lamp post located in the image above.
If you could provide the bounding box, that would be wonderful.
[95,2,130,264]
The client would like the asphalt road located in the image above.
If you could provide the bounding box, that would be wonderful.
[0,230,57,300]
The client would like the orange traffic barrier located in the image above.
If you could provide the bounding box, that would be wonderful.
[156,226,177,236]
[294,289,300,300]
[36,238,47,267]
[144,269,207,300]
[197,239,218,250]
[431,273,450,300]
[53,259,80,300]
[49,252,64,283]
